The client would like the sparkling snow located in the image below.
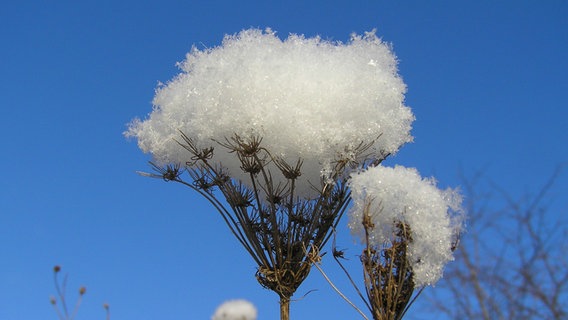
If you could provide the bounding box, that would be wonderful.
[348,165,464,286]
[126,28,414,198]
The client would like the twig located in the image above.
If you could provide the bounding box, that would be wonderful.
[311,260,369,320]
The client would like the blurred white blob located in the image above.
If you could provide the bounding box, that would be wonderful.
[211,299,257,320]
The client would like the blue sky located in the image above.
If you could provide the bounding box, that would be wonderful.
[1,1,567,319]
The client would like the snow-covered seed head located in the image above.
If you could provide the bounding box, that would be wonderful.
[348,165,464,287]
[125,28,414,199]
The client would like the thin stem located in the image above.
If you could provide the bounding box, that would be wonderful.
[321,189,351,247]
[285,177,296,267]
[175,178,264,266]
[69,291,84,320]
[333,250,372,312]
[54,272,70,319]
[104,304,110,320]
[254,154,283,265]
[249,174,278,269]
[399,287,424,319]
[311,260,370,320]
[51,302,65,320]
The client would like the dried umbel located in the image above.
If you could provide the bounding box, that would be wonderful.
[50,266,95,320]
[349,165,463,287]
[361,214,415,320]
[144,132,388,318]
[345,166,463,319]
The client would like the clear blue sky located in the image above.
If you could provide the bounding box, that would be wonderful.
[1,1,567,319]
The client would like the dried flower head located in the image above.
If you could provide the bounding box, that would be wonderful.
[348,165,464,287]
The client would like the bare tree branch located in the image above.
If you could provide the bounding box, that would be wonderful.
[422,166,567,320]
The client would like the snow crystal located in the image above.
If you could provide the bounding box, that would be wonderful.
[348,165,463,287]
[211,299,257,320]
[126,28,414,199]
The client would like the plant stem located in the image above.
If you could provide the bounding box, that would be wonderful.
[280,296,290,320]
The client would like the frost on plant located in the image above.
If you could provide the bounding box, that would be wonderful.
[211,300,257,320]
[347,165,463,319]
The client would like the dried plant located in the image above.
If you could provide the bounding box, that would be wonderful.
[49,266,110,320]
[314,205,424,320]
[311,166,463,320]
[125,29,460,320]
[359,208,418,320]
[140,132,386,319]
[50,265,86,320]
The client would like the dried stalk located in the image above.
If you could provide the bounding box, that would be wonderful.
[309,202,424,320]
[50,266,87,320]
[360,204,417,320]
[141,132,387,319]
[310,253,370,320]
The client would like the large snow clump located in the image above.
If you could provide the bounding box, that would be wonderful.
[126,28,414,198]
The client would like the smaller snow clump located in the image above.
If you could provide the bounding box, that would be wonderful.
[348,165,464,286]
[211,299,257,320]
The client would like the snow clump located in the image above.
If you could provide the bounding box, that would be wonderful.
[211,299,257,320]
[126,28,414,198]
[348,165,464,286]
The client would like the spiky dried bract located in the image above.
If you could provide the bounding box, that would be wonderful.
[348,165,463,287]
[125,28,414,199]
[211,299,257,320]
[169,133,357,302]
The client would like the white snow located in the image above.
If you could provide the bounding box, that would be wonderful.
[125,28,414,198]
[348,165,464,286]
[211,299,257,320]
